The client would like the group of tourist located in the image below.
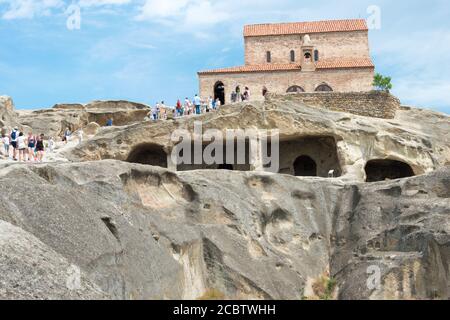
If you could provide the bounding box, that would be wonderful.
[230,86,251,103]
[0,89,253,161]
[148,95,223,121]
[148,88,252,121]
[1,127,50,162]
[175,95,222,117]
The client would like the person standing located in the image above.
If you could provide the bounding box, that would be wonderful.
[243,87,250,101]
[48,137,55,153]
[106,118,113,126]
[77,129,84,144]
[63,128,71,144]
[151,103,158,120]
[2,134,9,158]
[35,134,45,162]
[193,94,201,115]
[208,96,214,112]
[176,99,182,117]
[215,98,221,109]
[236,86,241,102]
[231,91,236,103]
[27,132,36,162]
[10,127,18,160]
[17,132,27,162]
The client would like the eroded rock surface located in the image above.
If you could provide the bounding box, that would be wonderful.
[0,161,448,300]
[67,96,450,183]
[12,99,151,138]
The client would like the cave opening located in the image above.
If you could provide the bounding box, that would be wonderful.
[277,136,341,177]
[126,143,167,167]
[365,159,415,182]
[176,139,251,172]
[294,155,317,176]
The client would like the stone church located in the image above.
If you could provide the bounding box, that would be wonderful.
[198,19,375,104]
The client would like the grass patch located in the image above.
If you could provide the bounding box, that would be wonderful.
[197,289,226,300]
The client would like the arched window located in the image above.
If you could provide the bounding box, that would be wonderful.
[315,84,333,92]
[286,85,305,93]
[314,50,319,62]
[266,51,271,63]
[304,52,311,61]
[290,50,295,62]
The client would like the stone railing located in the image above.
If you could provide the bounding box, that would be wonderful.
[266,91,401,119]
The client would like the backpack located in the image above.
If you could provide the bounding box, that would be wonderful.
[11,131,16,140]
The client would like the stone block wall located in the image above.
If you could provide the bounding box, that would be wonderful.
[267,91,400,119]
[199,68,374,103]
[244,30,370,65]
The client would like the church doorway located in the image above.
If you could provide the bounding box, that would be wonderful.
[293,155,317,176]
[214,81,225,105]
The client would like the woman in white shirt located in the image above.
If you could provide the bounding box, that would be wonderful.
[2,134,9,157]
[17,132,27,162]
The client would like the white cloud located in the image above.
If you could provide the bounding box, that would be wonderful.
[0,0,64,19]
[0,0,131,19]
[77,0,131,8]
[135,0,190,20]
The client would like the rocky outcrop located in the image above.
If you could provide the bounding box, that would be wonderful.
[67,97,450,183]
[0,161,448,300]
[332,168,450,299]
[0,220,108,300]
[0,96,18,130]
[13,100,151,138]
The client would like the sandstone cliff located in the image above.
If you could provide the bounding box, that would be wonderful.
[0,161,448,300]
[67,95,450,183]
[0,93,449,300]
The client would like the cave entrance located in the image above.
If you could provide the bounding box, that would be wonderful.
[277,136,341,177]
[365,159,415,182]
[176,139,251,172]
[214,81,225,105]
[126,143,167,167]
[294,155,317,176]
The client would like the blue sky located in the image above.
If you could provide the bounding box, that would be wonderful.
[0,0,449,114]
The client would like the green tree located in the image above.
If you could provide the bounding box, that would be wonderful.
[373,73,393,92]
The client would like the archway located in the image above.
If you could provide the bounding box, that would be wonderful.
[214,81,225,105]
[315,84,333,92]
[126,143,167,167]
[294,155,317,176]
[287,85,305,93]
[365,159,415,182]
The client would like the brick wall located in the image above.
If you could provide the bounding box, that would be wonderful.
[266,91,400,119]
[199,68,374,103]
[244,30,370,65]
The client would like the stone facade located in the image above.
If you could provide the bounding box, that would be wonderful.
[199,68,374,103]
[198,19,375,104]
[244,31,370,65]
[266,91,401,119]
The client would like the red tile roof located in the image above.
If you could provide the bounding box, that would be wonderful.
[316,58,374,69]
[198,63,302,75]
[198,58,374,75]
[244,19,368,37]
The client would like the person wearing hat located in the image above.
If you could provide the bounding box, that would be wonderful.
[10,127,19,161]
